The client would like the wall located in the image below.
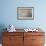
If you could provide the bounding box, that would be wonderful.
[0,0,46,29]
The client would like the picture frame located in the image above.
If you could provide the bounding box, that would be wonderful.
[17,7,34,20]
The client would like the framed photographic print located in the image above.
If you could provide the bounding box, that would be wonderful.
[17,7,34,20]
